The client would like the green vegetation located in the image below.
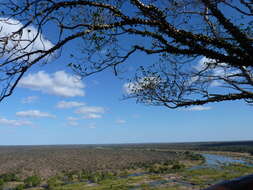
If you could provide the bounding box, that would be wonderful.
[0,179,4,186]
[47,177,62,190]
[0,173,20,190]
[15,184,25,190]
[0,161,251,190]
[147,161,186,174]
[182,163,253,188]
[0,179,4,190]
[24,176,41,188]
[184,151,205,161]
[0,173,18,182]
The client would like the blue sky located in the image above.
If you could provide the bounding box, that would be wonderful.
[0,2,252,145]
[0,47,252,145]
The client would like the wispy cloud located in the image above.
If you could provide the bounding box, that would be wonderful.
[66,116,79,121]
[83,113,102,119]
[75,106,105,114]
[19,71,85,97]
[0,117,32,127]
[56,101,85,109]
[16,110,56,118]
[184,105,212,111]
[67,121,79,126]
[115,119,126,124]
[65,117,80,126]
[75,106,105,119]
[21,96,38,104]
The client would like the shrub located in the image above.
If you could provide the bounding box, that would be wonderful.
[0,179,3,190]
[0,173,17,182]
[171,163,185,170]
[15,184,24,190]
[24,176,41,187]
[47,177,60,190]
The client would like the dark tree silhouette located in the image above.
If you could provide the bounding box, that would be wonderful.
[0,0,252,106]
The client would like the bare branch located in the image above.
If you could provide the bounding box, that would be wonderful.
[0,0,252,107]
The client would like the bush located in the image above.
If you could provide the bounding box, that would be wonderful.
[184,151,205,161]
[0,173,17,182]
[0,179,3,190]
[148,163,171,174]
[171,163,185,170]
[47,177,61,190]
[24,176,41,187]
[15,184,24,190]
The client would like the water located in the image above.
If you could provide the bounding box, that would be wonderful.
[126,172,148,177]
[190,153,252,170]
[203,153,251,166]
[149,179,194,187]
[149,179,168,186]
[129,178,195,190]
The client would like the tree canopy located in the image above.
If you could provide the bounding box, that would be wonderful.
[0,0,252,108]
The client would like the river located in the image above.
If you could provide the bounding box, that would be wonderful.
[130,153,253,189]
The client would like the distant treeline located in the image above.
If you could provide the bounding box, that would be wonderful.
[109,141,253,154]
[197,141,253,154]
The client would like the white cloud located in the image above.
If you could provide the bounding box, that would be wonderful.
[210,80,221,87]
[19,70,85,97]
[196,57,217,71]
[21,96,38,104]
[75,106,105,114]
[198,57,226,78]
[66,117,80,126]
[56,101,85,109]
[0,17,54,61]
[0,117,32,127]
[16,110,56,118]
[115,119,126,124]
[75,106,105,119]
[83,113,102,119]
[185,105,212,111]
[196,57,241,87]
[67,120,79,126]
[67,116,79,121]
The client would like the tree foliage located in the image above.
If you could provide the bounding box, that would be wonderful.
[0,0,252,107]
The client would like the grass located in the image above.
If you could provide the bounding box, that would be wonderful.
[181,163,253,189]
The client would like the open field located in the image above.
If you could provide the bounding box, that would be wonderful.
[0,141,252,190]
